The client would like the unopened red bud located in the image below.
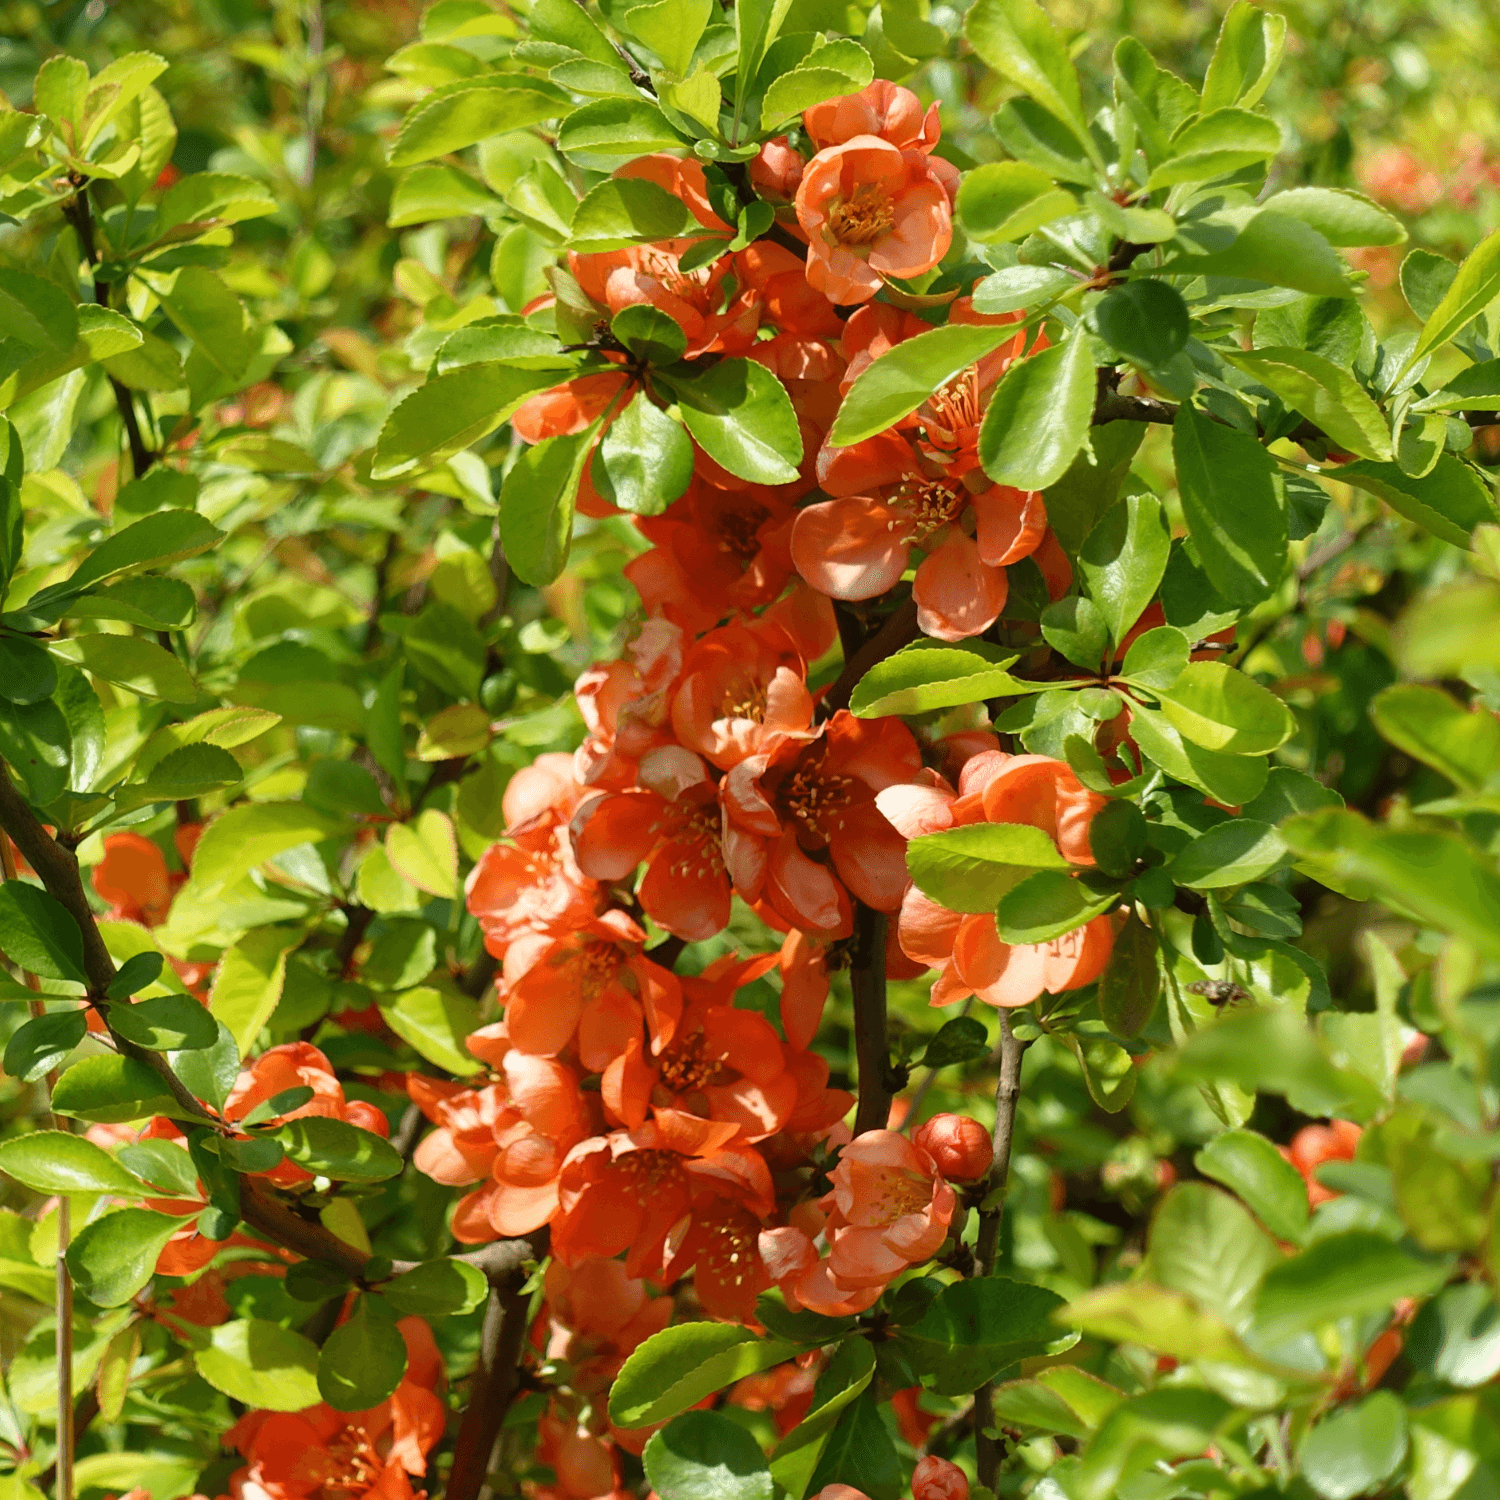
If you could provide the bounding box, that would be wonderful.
[911,1114,993,1182]
[750,136,805,202]
[913,1455,969,1500]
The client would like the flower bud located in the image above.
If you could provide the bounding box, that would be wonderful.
[911,1114,993,1182]
[913,1455,969,1500]
[750,136,804,202]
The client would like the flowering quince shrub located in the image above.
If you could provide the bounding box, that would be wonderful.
[8,6,1500,1500]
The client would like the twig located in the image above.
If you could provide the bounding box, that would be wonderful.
[851,904,891,1136]
[973,1014,1029,1490]
[445,1229,547,1500]
[819,598,921,719]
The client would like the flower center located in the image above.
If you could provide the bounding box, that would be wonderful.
[865,1165,934,1223]
[716,504,770,561]
[893,476,966,542]
[579,940,624,1000]
[923,367,983,441]
[722,678,768,723]
[640,246,712,305]
[830,182,896,246]
[656,798,728,878]
[692,1204,762,1290]
[656,1029,718,1093]
[779,758,855,848]
[615,1148,687,1201]
[319,1425,384,1494]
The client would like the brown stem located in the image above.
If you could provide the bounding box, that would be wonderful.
[973,1014,1029,1490]
[850,904,891,1137]
[59,184,155,479]
[333,903,374,980]
[445,1230,546,1500]
[819,598,920,720]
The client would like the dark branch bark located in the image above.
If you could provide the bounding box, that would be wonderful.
[445,1230,546,1500]
[973,1015,1029,1490]
[850,904,891,1137]
[820,598,921,720]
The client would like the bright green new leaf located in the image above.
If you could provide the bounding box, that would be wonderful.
[769,1339,874,1500]
[1332,454,1496,550]
[1194,1128,1310,1243]
[64,510,224,593]
[0,270,78,355]
[385,809,458,899]
[965,0,1087,142]
[51,633,197,703]
[389,77,569,168]
[1299,1392,1408,1500]
[979,334,1096,491]
[645,1411,774,1500]
[272,1117,403,1182]
[67,1208,189,1306]
[1201,0,1286,111]
[569,176,700,253]
[610,1323,798,1428]
[1370,683,1500,791]
[51,1053,181,1124]
[0,879,86,982]
[158,266,253,381]
[997,870,1121,943]
[760,41,874,131]
[155,171,278,231]
[907,823,1070,914]
[1407,225,1500,370]
[1147,107,1282,189]
[1228,347,1392,460]
[0,1132,145,1197]
[501,429,592,586]
[1155,661,1296,757]
[955,161,1076,244]
[378,986,483,1076]
[557,98,686,170]
[195,1318,322,1410]
[1263,186,1405,248]
[192,802,342,895]
[849,639,1037,718]
[208,928,297,1052]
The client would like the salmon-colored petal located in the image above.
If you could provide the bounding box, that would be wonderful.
[572,790,663,880]
[898,886,963,968]
[830,801,911,912]
[766,831,847,936]
[875,779,957,839]
[912,531,1008,642]
[972,485,1048,568]
[640,842,732,942]
[868,176,951,280]
[791,497,910,600]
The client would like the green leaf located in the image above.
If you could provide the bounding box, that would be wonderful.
[557,98,686,171]
[191,801,342,895]
[158,265,253,381]
[0,699,71,806]
[1040,596,1107,670]
[1166,819,1290,889]
[1161,210,1353,299]
[760,41,874,131]
[1145,1182,1278,1329]
[389,77,569,168]
[1063,1281,1282,1371]
[1407,226,1500,370]
[0,270,78,355]
[1120,626,1189,691]
[271,1117,403,1182]
[624,0,715,75]
[1370,684,1500,791]
[171,1019,240,1114]
[501,429,591,587]
[1228,347,1392,461]
[136,706,280,777]
[115,743,244,813]
[1066,1032,1137,1112]
[66,577,198,632]
[385,810,459,899]
[1299,1392,1408,1500]
[769,1338,874,1500]
[1262,186,1405,248]
[381,1258,488,1318]
[1127,704,1271,805]
[0,1131,145,1196]
[920,1015,992,1068]
[595,392,694,516]
[388,163,504,227]
[195,1318,322,1411]
[51,1053,180,1123]
[372,363,557,480]
[66,1207,187,1307]
[646,1411,774,1500]
[972,264,1079,315]
[1254,1231,1449,1343]
[1201,0,1286,111]
[965,0,1087,142]
[850,639,1035,718]
[378,985,482,1076]
[954,161,1076,245]
[1406,1284,1500,1389]
[734,0,796,121]
[51,633,197,703]
[612,306,688,366]
[1078,492,1172,647]
[1155,661,1296,757]
[1147,108,1283,189]
[806,1391,902,1500]
[897,1278,1069,1396]
[610,1323,798,1427]
[155,171,277,231]
[34,53,89,129]
[1097,913,1161,1037]
[0,879,86,982]
[1331,454,1496,550]
[1071,1389,1237,1500]
[109,993,219,1052]
[979,333,1096,491]
[569,177,699,253]
[64,510,224,593]
[1195,1129,1309,1243]
[1412,357,1500,413]
[318,1295,409,1412]
[664,360,802,485]
[1093,281,1190,369]
[997,870,1120,943]
[209,927,296,1054]
[3,1009,87,1082]
[907,823,1071,914]
[1171,405,1287,607]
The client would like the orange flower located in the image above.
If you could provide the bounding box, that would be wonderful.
[572,750,731,943]
[661,1189,773,1323]
[795,137,954,304]
[1283,1119,1362,1206]
[512,369,633,444]
[93,825,200,926]
[913,1456,970,1500]
[805,80,942,155]
[574,619,684,790]
[910,1113,993,1182]
[543,1256,672,1392]
[721,710,922,936]
[749,136,805,203]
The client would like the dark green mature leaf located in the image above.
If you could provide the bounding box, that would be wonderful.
[907,823,1070,914]
[1254,1232,1449,1343]
[196,1318,322,1410]
[109,993,220,1051]
[0,269,78,354]
[52,1053,181,1123]
[0,697,71,805]
[381,1258,487,1318]
[595,391,694,515]
[1078,491,1171,646]
[1097,914,1160,1037]
[665,360,802,485]
[1093,280,1189,369]
[0,634,57,705]
[611,1324,798,1427]
[920,1016,991,1068]
[0,1130,144,1195]
[1042,422,1145,555]
[646,1411,774,1500]
[972,264,1079,315]
[1406,1283,1500,1388]
[1195,1129,1309,1243]
[4,1009,88,1083]
[372,363,557,480]
[1041,596,1107,670]
[997,870,1120,943]
[849,639,1036,718]
[66,1207,189,1307]
[768,1337,873,1500]
[0,879,86,982]
[1166,819,1290,888]
[318,1295,409,1411]
[1067,1032,1137,1112]
[272,1117,403,1182]
[1163,210,1353,298]
[1298,1392,1407,1500]
[806,1391,902,1500]
[831,322,1022,447]
[501,430,592,586]
[898,1278,1068,1396]
[1172,405,1287,607]
[979,334,1096,491]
